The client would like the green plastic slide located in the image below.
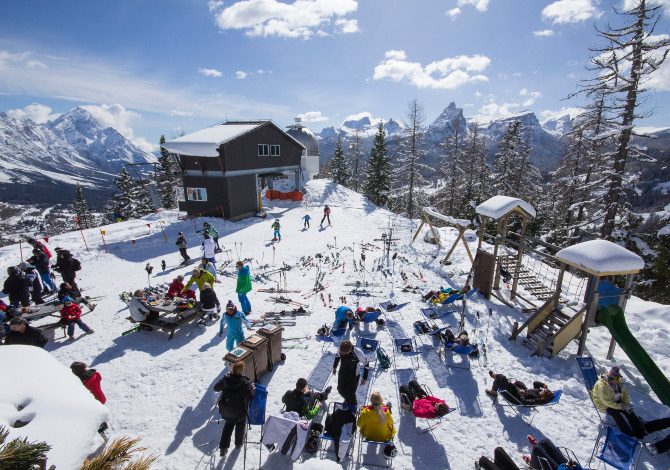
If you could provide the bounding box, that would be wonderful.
[596,304,670,406]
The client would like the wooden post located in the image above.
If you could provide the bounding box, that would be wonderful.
[476,216,487,251]
[79,227,90,252]
[510,216,528,299]
[578,275,599,356]
[492,215,508,291]
[19,241,24,261]
[410,219,425,245]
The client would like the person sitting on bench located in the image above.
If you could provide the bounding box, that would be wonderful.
[128,290,159,323]
[57,282,95,309]
[523,435,583,469]
[282,378,332,419]
[486,371,554,405]
[399,380,449,418]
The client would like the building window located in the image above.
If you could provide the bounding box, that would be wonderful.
[186,187,207,201]
[270,144,281,156]
[258,144,269,156]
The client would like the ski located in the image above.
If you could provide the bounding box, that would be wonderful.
[283,335,312,341]
[257,288,301,294]
[284,344,309,350]
[269,296,309,308]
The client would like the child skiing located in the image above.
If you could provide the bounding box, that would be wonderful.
[320,205,331,228]
[235,261,252,315]
[219,300,252,351]
[302,214,311,229]
[271,219,281,242]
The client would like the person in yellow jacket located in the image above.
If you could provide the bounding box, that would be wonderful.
[182,268,215,295]
[357,391,396,442]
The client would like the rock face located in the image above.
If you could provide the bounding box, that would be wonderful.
[0,107,155,205]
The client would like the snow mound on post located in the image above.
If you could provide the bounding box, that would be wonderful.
[423,207,470,226]
[475,195,536,219]
[556,239,644,275]
[0,345,108,468]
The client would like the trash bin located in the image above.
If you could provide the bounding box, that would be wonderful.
[223,346,255,382]
[258,325,284,369]
[242,334,270,381]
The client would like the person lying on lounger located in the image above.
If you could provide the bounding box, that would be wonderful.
[486,371,555,405]
[399,380,450,418]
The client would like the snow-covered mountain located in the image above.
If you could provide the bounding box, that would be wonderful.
[0,107,155,205]
[424,101,469,146]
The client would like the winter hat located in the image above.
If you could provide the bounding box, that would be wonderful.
[9,317,26,325]
[356,307,364,313]
[608,366,622,379]
[296,378,308,390]
[70,361,87,376]
[225,300,237,314]
[62,296,74,303]
[32,248,40,254]
[178,231,183,235]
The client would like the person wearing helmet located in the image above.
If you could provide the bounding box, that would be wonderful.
[2,266,31,308]
[175,232,191,265]
[219,300,252,351]
[59,296,94,341]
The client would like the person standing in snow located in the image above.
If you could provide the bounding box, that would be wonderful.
[320,205,331,228]
[271,219,281,241]
[200,282,220,321]
[60,296,94,340]
[214,361,255,457]
[302,214,311,229]
[183,268,215,295]
[2,266,31,308]
[28,248,56,294]
[3,318,47,348]
[53,248,82,294]
[332,340,369,406]
[219,300,252,351]
[19,262,44,305]
[200,258,218,282]
[203,222,222,253]
[176,232,191,265]
[70,362,106,404]
[201,232,217,268]
[235,261,252,315]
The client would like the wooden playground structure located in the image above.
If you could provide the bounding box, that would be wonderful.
[411,207,473,265]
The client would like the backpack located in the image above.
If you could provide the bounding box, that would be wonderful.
[376,347,391,370]
[218,377,249,420]
[72,258,82,271]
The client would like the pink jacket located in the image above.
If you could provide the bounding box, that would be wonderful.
[413,396,447,419]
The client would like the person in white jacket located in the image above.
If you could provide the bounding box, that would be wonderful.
[201,233,216,267]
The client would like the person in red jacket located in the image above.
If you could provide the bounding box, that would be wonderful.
[320,205,331,228]
[399,380,449,418]
[60,296,93,340]
[70,361,106,404]
[166,275,185,299]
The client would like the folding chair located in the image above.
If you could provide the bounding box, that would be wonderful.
[319,402,357,461]
[493,389,563,425]
[379,301,409,312]
[358,337,379,369]
[399,383,456,434]
[589,425,642,470]
[439,340,478,370]
[358,310,384,337]
[357,435,395,468]
[392,337,420,370]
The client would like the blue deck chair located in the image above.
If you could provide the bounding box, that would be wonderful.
[399,383,456,434]
[319,402,357,461]
[590,426,642,470]
[576,356,608,424]
[379,301,409,312]
[440,340,478,370]
[358,337,379,369]
[494,389,563,425]
[357,431,396,468]
[358,310,384,337]
[392,337,420,370]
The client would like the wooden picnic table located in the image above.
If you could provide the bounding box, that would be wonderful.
[129,301,204,340]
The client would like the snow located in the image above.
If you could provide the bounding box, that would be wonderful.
[659,225,670,237]
[475,195,537,219]
[0,180,668,469]
[556,239,645,275]
[423,206,470,227]
[0,345,108,469]
[163,122,263,157]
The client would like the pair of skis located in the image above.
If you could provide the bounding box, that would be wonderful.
[269,296,309,308]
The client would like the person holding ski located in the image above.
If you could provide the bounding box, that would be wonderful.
[271,219,281,241]
[28,248,56,294]
[3,318,47,348]
[214,361,255,457]
[235,261,252,315]
[3,266,31,308]
[203,222,222,253]
[59,296,94,340]
[183,268,215,295]
[219,300,252,351]
[332,340,369,406]
[200,282,220,321]
[335,306,355,330]
[302,214,311,229]
[320,205,331,228]
[201,232,217,267]
[70,361,106,404]
[176,232,191,265]
[53,248,82,293]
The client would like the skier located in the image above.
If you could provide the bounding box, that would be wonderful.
[219,300,252,351]
[200,258,218,282]
[70,362,106,404]
[235,261,252,315]
[271,219,281,241]
[53,248,82,294]
[302,214,311,229]
[59,296,94,340]
[176,232,191,265]
[200,282,220,321]
[201,232,217,267]
[320,205,331,228]
[203,222,222,253]
[3,318,47,348]
[28,248,56,294]
[214,361,255,457]
[19,262,44,305]
[27,237,52,259]
[332,340,369,406]
[2,266,31,308]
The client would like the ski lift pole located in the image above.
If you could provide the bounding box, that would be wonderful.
[100,229,108,253]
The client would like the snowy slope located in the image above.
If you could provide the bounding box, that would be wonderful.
[0,180,668,469]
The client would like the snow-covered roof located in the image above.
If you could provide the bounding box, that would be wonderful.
[163,122,266,157]
[556,239,645,276]
[423,207,470,227]
[0,345,108,468]
[476,195,536,220]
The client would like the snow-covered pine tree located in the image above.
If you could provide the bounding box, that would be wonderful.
[113,167,134,218]
[577,0,670,239]
[363,122,392,207]
[330,134,350,186]
[512,131,542,205]
[73,183,95,229]
[133,178,155,218]
[348,130,364,193]
[465,123,491,219]
[437,119,465,216]
[156,135,179,208]
[492,120,522,196]
[395,99,430,220]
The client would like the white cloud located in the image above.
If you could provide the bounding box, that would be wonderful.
[236,70,248,79]
[169,109,194,117]
[297,110,329,123]
[457,0,489,12]
[474,100,522,123]
[533,29,555,37]
[373,50,490,90]
[539,106,584,122]
[257,69,272,74]
[542,0,601,24]
[6,103,59,123]
[567,72,576,79]
[446,8,462,19]
[208,0,225,11]
[213,0,359,39]
[81,104,157,152]
[519,88,542,106]
[198,67,222,77]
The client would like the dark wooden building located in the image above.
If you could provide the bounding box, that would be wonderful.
[163,121,305,220]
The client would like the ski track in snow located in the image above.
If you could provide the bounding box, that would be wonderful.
[1,180,669,470]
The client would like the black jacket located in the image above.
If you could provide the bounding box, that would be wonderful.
[176,235,187,249]
[28,252,50,274]
[200,288,220,310]
[54,255,76,276]
[3,273,30,298]
[214,373,255,420]
[3,325,48,348]
[282,389,307,414]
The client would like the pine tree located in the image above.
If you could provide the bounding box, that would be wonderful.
[156,135,179,208]
[461,123,490,220]
[348,131,364,193]
[73,183,95,229]
[330,134,350,185]
[112,168,155,219]
[492,120,523,196]
[437,119,465,216]
[363,122,392,207]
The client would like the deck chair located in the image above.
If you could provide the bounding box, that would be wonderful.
[421,305,458,320]
[399,383,455,434]
[358,310,384,337]
[358,337,380,369]
[494,389,563,425]
[357,432,396,468]
[590,426,642,470]
[319,402,357,461]
[392,337,420,370]
[379,301,409,312]
[440,339,478,370]
[576,356,606,421]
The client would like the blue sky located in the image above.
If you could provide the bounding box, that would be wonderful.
[1,0,670,152]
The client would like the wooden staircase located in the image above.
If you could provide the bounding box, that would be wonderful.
[499,255,555,301]
[523,309,576,357]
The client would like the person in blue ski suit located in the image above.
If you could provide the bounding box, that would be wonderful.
[219,300,252,351]
[335,306,355,330]
[302,214,311,229]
